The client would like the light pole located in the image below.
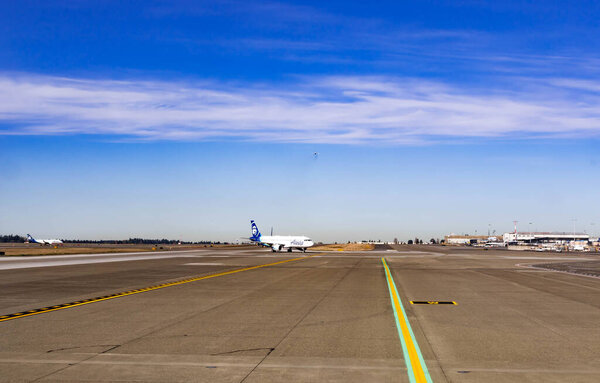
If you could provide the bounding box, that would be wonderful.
[529,222,533,243]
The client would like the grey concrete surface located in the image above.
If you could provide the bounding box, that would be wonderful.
[529,259,600,278]
[0,250,207,270]
[0,245,599,382]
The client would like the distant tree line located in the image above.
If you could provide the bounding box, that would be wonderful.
[406,237,441,245]
[62,238,228,245]
[0,235,227,245]
[350,237,443,245]
[0,235,26,243]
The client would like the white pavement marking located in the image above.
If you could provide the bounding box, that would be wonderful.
[503,256,591,260]
[517,263,600,280]
[0,250,210,270]
[314,254,442,259]
[0,249,307,270]
[0,356,407,371]
[0,255,201,270]
[184,263,226,266]
[0,249,206,261]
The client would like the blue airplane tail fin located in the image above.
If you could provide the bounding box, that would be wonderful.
[250,220,261,241]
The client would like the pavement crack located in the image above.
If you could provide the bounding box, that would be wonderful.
[101,344,121,353]
[473,269,600,354]
[93,264,312,356]
[239,257,361,383]
[31,353,99,382]
[32,264,311,382]
[46,344,120,353]
[211,347,275,356]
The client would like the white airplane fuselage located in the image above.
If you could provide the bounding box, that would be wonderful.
[26,234,63,246]
[256,235,314,252]
[248,221,314,252]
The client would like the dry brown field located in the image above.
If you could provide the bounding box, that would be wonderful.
[310,243,375,251]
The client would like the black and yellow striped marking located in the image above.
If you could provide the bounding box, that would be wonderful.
[410,301,457,305]
[0,254,319,323]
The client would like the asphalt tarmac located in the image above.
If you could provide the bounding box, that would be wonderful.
[0,245,599,382]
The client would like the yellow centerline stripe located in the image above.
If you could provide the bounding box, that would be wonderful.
[0,254,320,323]
[382,258,433,383]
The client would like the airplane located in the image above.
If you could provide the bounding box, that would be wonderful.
[249,220,314,252]
[484,241,506,248]
[26,234,63,246]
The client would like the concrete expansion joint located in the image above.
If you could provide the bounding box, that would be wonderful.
[46,344,120,354]
[211,347,275,356]
[238,259,359,383]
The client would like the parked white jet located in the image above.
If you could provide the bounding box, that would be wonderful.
[26,234,63,246]
[249,220,314,252]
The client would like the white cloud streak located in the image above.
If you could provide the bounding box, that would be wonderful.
[1,74,599,144]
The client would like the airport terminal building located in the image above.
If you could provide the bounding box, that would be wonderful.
[444,235,501,245]
[444,232,596,248]
[502,232,590,244]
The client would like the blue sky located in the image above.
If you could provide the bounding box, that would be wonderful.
[1,1,599,241]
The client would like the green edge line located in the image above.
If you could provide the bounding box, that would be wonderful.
[382,258,433,383]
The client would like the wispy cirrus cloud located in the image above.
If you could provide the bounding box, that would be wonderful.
[143,1,600,77]
[1,73,599,144]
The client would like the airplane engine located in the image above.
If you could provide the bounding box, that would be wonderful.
[272,244,283,252]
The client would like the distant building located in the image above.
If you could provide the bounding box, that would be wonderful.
[503,232,590,244]
[444,234,501,245]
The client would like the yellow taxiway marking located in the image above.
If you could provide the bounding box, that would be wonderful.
[382,258,433,383]
[0,254,320,323]
[410,301,457,305]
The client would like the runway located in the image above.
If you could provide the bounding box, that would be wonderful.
[0,245,599,382]
[0,250,208,270]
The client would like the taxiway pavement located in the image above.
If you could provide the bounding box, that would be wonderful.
[0,245,598,382]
